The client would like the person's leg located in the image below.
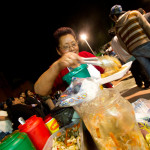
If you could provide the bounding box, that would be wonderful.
[138,61,150,88]
[132,42,150,57]
[141,70,150,88]
[132,42,150,80]
[136,57,150,80]
[130,60,143,87]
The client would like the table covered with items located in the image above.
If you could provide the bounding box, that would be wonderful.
[0,58,149,150]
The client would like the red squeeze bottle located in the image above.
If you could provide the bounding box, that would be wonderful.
[18,115,51,150]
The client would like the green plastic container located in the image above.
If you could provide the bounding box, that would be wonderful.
[0,130,36,150]
[62,64,91,85]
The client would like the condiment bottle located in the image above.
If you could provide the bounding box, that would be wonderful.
[44,114,59,134]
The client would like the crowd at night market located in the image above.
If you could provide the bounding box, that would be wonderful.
[0,4,150,150]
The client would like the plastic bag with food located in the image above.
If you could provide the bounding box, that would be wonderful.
[43,119,85,150]
[56,77,100,107]
[73,88,149,149]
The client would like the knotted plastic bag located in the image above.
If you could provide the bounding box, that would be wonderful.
[56,77,101,107]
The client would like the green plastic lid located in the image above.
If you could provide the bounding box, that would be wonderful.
[62,64,90,84]
[0,130,35,150]
[0,131,22,149]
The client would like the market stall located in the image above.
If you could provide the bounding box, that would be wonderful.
[0,57,149,150]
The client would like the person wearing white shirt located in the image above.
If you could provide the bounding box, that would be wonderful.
[0,107,13,140]
[111,36,135,63]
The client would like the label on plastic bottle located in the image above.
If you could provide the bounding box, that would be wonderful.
[45,118,59,134]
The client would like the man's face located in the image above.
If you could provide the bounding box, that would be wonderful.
[28,90,34,97]
[57,34,79,55]
[13,97,21,104]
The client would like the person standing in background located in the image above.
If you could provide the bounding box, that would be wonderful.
[108,28,135,64]
[0,102,13,140]
[109,5,150,84]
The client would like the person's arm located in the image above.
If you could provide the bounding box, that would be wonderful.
[34,52,83,96]
[45,98,56,110]
[34,61,61,96]
[136,10,150,38]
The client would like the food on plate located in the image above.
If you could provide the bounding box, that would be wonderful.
[98,55,123,78]
[52,123,81,150]
[101,66,127,78]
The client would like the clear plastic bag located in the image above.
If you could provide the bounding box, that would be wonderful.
[132,98,150,126]
[56,77,100,107]
[56,77,149,149]
[73,89,149,150]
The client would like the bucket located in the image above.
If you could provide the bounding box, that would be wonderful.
[62,64,90,85]
[0,130,36,150]
[44,114,59,134]
[18,115,51,150]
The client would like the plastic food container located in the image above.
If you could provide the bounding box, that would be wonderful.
[44,114,59,134]
[43,119,85,150]
[62,64,91,85]
[18,115,51,150]
[73,88,149,149]
[0,130,36,150]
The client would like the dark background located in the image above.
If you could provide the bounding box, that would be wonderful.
[1,0,150,100]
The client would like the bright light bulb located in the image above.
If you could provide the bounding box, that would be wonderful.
[80,34,87,40]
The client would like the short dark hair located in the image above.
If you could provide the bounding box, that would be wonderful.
[6,97,14,108]
[109,13,123,21]
[53,27,77,48]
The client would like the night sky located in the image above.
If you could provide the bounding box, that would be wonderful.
[1,0,150,88]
